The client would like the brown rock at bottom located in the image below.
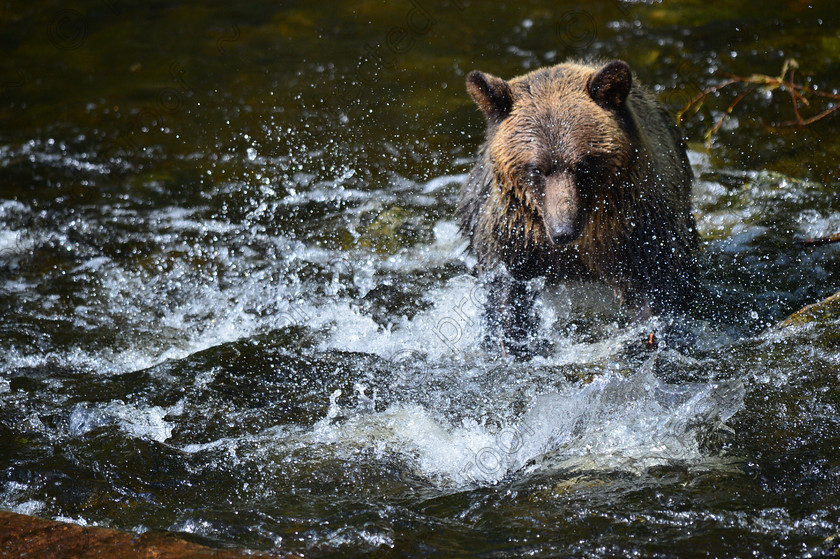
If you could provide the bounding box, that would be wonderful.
[0,510,285,558]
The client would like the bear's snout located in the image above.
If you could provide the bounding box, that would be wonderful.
[542,174,582,245]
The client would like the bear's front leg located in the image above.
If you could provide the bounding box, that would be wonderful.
[483,273,539,357]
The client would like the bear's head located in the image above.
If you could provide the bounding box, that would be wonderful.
[467,60,634,245]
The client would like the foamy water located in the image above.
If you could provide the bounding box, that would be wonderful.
[0,176,748,494]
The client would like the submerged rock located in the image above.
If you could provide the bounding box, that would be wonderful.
[779,290,840,327]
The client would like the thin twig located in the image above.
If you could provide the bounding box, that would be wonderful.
[705,84,757,146]
[778,103,840,127]
[676,78,739,124]
[796,232,840,247]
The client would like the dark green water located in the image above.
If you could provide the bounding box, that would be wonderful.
[2,1,840,557]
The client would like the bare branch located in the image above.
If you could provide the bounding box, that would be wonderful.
[678,59,839,142]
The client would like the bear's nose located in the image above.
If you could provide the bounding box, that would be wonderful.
[549,224,578,245]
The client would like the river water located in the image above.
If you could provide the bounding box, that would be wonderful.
[2,1,840,557]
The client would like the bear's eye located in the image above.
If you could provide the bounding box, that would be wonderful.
[524,166,544,182]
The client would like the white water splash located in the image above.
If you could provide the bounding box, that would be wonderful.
[68,400,181,442]
[301,357,744,488]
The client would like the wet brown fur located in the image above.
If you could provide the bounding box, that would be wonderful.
[459,60,698,323]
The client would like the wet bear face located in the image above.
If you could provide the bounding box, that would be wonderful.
[467,60,634,245]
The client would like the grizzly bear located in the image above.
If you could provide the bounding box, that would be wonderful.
[458,60,699,355]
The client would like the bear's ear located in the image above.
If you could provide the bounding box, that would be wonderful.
[587,60,632,109]
[466,70,513,123]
